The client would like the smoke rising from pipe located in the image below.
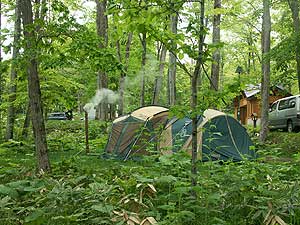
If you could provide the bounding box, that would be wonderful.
[84,88,119,119]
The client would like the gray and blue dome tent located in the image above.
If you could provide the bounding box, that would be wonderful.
[104,107,257,161]
[104,106,169,160]
[159,109,257,161]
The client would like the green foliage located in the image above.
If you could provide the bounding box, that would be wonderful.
[46,120,109,153]
[266,131,300,157]
[2,0,300,223]
[1,120,300,224]
[1,151,300,224]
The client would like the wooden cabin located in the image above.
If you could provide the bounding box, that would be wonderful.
[234,85,291,125]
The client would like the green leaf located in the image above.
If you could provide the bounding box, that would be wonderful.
[52,213,84,221]
[174,186,190,194]
[23,186,43,192]
[158,203,176,211]
[0,148,7,154]
[0,185,18,198]
[177,210,195,220]
[208,193,221,202]
[91,204,114,214]
[156,175,177,184]
[0,196,12,208]
[178,52,184,60]
[7,180,30,189]
[24,209,44,223]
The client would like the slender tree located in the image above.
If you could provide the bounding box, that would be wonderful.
[210,0,221,91]
[95,0,108,120]
[246,31,257,73]
[117,32,133,115]
[287,0,300,93]
[140,32,147,106]
[260,0,271,142]
[0,0,2,140]
[153,43,167,105]
[20,0,50,172]
[191,0,205,193]
[22,103,31,139]
[6,0,21,141]
[168,7,178,106]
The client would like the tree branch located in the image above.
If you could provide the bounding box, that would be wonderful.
[201,63,227,105]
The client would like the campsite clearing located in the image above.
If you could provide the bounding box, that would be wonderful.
[0,120,299,225]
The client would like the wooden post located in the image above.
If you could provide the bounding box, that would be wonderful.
[85,111,89,154]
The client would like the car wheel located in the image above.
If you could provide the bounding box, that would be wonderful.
[287,120,293,133]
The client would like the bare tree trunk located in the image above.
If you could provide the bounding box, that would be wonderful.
[21,0,51,172]
[118,32,133,116]
[22,0,47,140]
[153,44,167,105]
[22,103,31,139]
[249,33,257,73]
[0,0,3,141]
[168,12,178,106]
[288,0,300,93]
[6,0,21,141]
[219,53,224,91]
[252,49,256,72]
[95,0,108,120]
[210,0,221,91]
[260,0,271,142]
[140,32,147,107]
[247,35,251,74]
[191,0,205,195]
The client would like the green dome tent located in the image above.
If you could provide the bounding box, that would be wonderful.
[104,107,256,161]
[159,109,257,161]
[104,106,169,160]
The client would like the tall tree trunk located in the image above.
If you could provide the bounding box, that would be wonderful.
[251,34,257,72]
[191,0,205,195]
[22,103,31,139]
[168,12,178,106]
[0,0,3,141]
[219,53,224,91]
[260,0,271,142]
[118,32,133,116]
[247,35,251,74]
[153,43,167,105]
[6,0,21,141]
[288,0,300,93]
[21,0,51,172]
[140,32,147,107]
[210,0,221,91]
[95,0,108,120]
[20,0,48,140]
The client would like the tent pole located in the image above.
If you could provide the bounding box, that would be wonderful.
[85,111,89,154]
[124,119,149,161]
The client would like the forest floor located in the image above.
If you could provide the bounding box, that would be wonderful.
[0,120,300,225]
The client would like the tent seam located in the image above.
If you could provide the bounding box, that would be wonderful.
[124,119,149,161]
[225,115,243,157]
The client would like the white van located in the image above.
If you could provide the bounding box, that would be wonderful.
[269,95,300,132]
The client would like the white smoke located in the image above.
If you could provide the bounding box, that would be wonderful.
[125,54,159,88]
[90,88,119,105]
[84,88,119,119]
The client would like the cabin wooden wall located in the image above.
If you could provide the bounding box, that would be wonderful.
[234,95,286,125]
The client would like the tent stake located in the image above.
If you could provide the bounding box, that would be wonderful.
[85,111,89,154]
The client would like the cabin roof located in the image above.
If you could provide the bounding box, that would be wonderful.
[243,84,290,98]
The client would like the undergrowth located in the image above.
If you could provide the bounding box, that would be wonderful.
[0,121,300,225]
